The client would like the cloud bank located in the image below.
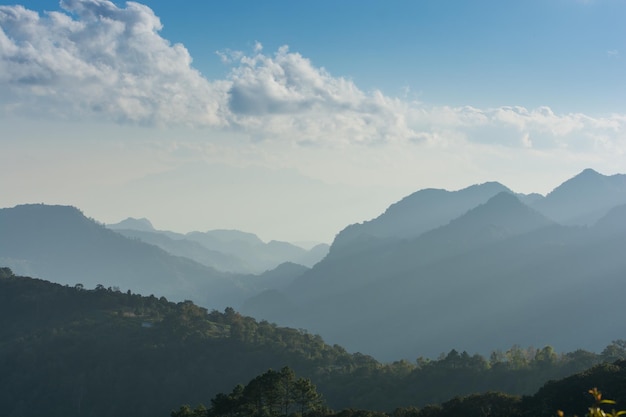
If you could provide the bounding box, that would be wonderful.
[1,0,624,154]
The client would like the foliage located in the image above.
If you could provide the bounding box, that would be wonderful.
[558,388,626,417]
[170,367,325,417]
[2,271,626,417]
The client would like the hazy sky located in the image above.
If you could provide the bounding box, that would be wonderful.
[1,0,625,243]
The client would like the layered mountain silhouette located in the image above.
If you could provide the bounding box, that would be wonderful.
[328,182,513,254]
[0,204,255,309]
[3,168,626,361]
[243,169,626,360]
[109,220,329,273]
[530,168,626,224]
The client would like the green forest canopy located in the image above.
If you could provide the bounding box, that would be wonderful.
[1,268,626,417]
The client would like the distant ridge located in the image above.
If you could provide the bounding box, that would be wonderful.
[531,168,626,225]
[243,169,626,360]
[4,168,626,361]
[0,204,243,309]
[107,222,329,274]
[329,181,513,252]
[108,217,155,232]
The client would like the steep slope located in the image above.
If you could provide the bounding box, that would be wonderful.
[245,194,626,360]
[329,181,513,255]
[0,272,375,417]
[283,193,554,304]
[0,204,244,308]
[532,168,626,225]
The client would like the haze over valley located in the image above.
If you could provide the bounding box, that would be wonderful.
[3,168,626,361]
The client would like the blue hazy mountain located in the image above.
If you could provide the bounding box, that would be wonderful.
[108,221,329,273]
[531,168,626,225]
[327,181,515,259]
[0,204,247,309]
[5,169,626,361]
[243,170,626,360]
[107,227,251,273]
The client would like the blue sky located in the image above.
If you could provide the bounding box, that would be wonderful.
[133,0,626,112]
[1,0,625,242]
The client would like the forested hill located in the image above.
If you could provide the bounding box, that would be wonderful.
[0,268,365,417]
[1,268,626,417]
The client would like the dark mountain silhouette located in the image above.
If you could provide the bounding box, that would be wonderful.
[108,220,329,273]
[0,204,245,309]
[279,193,553,305]
[531,168,626,225]
[4,168,626,362]
[327,182,517,261]
[243,172,626,360]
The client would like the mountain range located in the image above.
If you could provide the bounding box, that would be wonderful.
[2,168,626,360]
[107,218,329,274]
[242,169,626,359]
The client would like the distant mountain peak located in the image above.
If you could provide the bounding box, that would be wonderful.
[486,190,519,204]
[532,169,626,225]
[549,168,606,193]
[329,180,515,251]
[108,217,155,232]
[461,181,509,193]
[440,191,553,237]
[578,167,600,176]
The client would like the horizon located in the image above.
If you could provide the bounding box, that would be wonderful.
[2,0,625,242]
[1,166,612,245]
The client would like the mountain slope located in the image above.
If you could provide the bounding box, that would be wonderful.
[0,272,373,417]
[244,192,626,360]
[0,204,243,308]
[329,181,513,254]
[2,271,625,417]
[531,168,626,225]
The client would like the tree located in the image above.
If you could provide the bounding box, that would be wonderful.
[207,367,324,417]
[602,340,626,363]
[279,367,296,416]
[534,346,558,366]
[292,377,323,415]
[0,267,14,279]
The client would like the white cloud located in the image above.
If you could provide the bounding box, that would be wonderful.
[0,0,625,157]
[0,0,229,126]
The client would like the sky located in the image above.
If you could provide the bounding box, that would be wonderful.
[1,0,625,243]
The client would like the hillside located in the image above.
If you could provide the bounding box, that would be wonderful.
[0,270,366,417]
[1,269,626,417]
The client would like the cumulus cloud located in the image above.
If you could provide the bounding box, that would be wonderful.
[0,0,229,125]
[0,0,624,155]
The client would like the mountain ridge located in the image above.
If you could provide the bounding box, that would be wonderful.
[242,169,626,359]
